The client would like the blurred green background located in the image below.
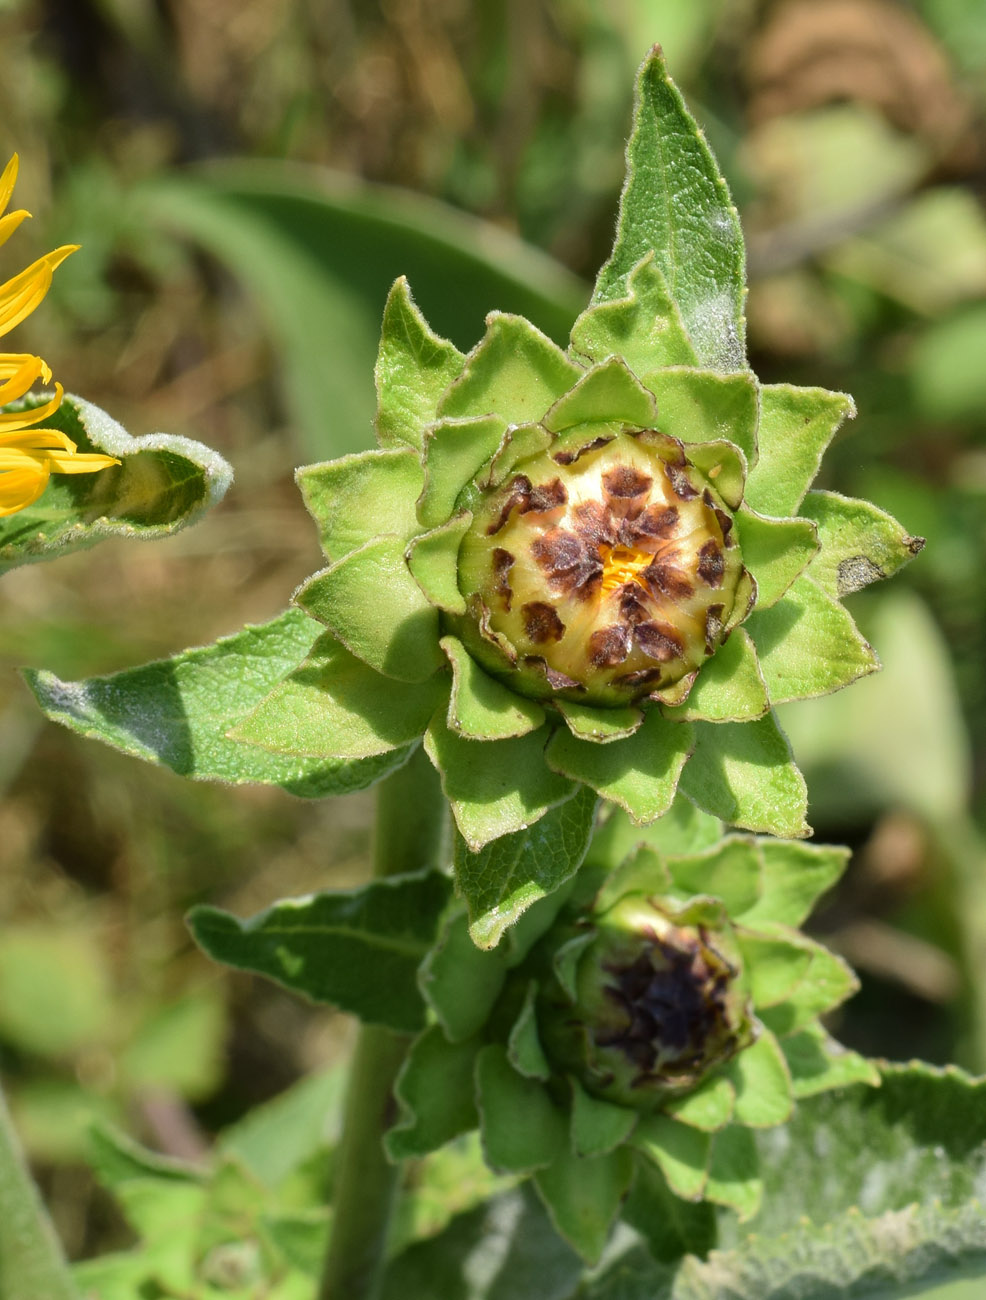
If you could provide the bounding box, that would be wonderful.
[1,0,985,1263]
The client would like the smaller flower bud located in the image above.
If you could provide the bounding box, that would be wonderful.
[539,895,754,1109]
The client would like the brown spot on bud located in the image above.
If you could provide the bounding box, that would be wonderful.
[531,527,583,576]
[522,601,565,644]
[666,464,698,501]
[642,560,694,603]
[714,507,734,547]
[613,667,664,689]
[704,604,725,654]
[491,547,514,610]
[573,499,616,548]
[525,478,568,513]
[552,436,610,466]
[487,475,532,535]
[524,656,584,692]
[634,504,679,539]
[589,624,632,668]
[603,465,652,499]
[697,539,725,588]
[619,585,650,624]
[635,621,684,663]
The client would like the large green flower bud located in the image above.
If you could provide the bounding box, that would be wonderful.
[457,432,750,706]
[539,894,754,1108]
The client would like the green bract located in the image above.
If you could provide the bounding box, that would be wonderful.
[386,814,877,1263]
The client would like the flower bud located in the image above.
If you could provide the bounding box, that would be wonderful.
[540,894,754,1109]
[456,431,746,706]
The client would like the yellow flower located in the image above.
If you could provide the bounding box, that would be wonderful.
[0,155,119,518]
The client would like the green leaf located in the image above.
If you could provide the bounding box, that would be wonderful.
[218,1067,346,1188]
[570,254,697,373]
[295,447,423,562]
[594,843,673,914]
[417,908,508,1042]
[781,1022,880,1098]
[406,514,472,615]
[641,368,758,465]
[144,164,587,461]
[545,710,694,825]
[569,1080,638,1158]
[425,711,573,851]
[556,700,644,742]
[664,1073,735,1133]
[0,926,113,1057]
[633,1113,710,1201]
[0,394,231,575]
[295,536,443,683]
[438,313,581,424]
[375,276,466,451]
[665,836,762,916]
[593,48,746,371]
[542,356,657,431]
[705,1125,762,1219]
[760,943,860,1036]
[662,629,769,724]
[441,636,545,740]
[622,1153,717,1264]
[678,714,809,838]
[733,509,818,609]
[455,785,599,949]
[746,575,878,703]
[534,1146,634,1265]
[725,1031,793,1128]
[799,489,925,600]
[743,384,855,518]
[475,1045,566,1175]
[508,982,551,1081]
[25,611,399,796]
[486,421,554,485]
[736,928,815,1009]
[231,632,444,759]
[417,415,506,529]
[88,1125,202,1190]
[386,1025,480,1159]
[738,840,849,928]
[187,868,451,1032]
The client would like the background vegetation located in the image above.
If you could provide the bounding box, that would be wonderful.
[1,0,985,1265]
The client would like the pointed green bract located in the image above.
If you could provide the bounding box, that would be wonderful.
[684,439,747,509]
[679,715,809,838]
[545,710,694,824]
[705,1125,762,1219]
[556,699,644,742]
[594,844,672,913]
[417,414,506,528]
[418,909,508,1043]
[476,1045,566,1174]
[487,421,554,485]
[385,1025,479,1159]
[374,276,466,451]
[295,536,443,683]
[664,1074,735,1132]
[454,785,598,949]
[761,946,860,1037]
[187,868,451,1033]
[781,1023,880,1098]
[231,633,443,759]
[642,367,758,464]
[736,928,815,1008]
[24,612,404,797]
[441,635,545,740]
[295,448,423,563]
[662,629,769,724]
[425,710,572,850]
[634,1113,710,1201]
[570,1080,638,1157]
[744,384,855,517]
[508,983,551,1081]
[570,254,697,373]
[665,836,762,917]
[438,313,581,423]
[534,1146,634,1265]
[543,357,657,431]
[593,47,746,372]
[726,1031,793,1128]
[406,513,472,615]
[739,841,849,928]
[747,575,878,703]
[734,510,818,609]
[799,490,925,600]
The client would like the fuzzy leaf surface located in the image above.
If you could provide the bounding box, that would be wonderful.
[295,447,423,562]
[641,368,758,464]
[570,255,697,373]
[743,384,855,518]
[663,630,768,724]
[386,1025,479,1159]
[799,490,925,600]
[534,1146,634,1265]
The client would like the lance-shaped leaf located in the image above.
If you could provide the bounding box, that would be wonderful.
[476,1045,566,1174]
[570,254,697,373]
[570,1080,638,1158]
[295,536,444,683]
[438,313,581,424]
[454,784,599,948]
[799,490,925,600]
[633,1113,710,1201]
[187,868,452,1033]
[406,513,472,614]
[733,509,818,609]
[534,1145,634,1265]
[641,368,758,465]
[665,835,762,916]
[760,944,860,1037]
[375,276,466,451]
[231,632,445,759]
[738,840,849,929]
[295,447,423,562]
[678,714,809,838]
[736,926,816,1008]
[0,394,231,575]
[725,1030,793,1128]
[385,1024,480,1159]
[746,575,878,703]
[417,415,506,528]
[441,635,545,740]
[743,384,855,518]
[592,47,746,372]
[662,629,769,724]
[24,612,403,797]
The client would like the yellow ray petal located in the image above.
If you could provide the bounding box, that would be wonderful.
[0,463,50,516]
[0,155,19,220]
[0,353,45,404]
[0,383,63,430]
[0,428,77,453]
[0,246,78,339]
[0,352,52,384]
[36,449,120,474]
[0,209,29,249]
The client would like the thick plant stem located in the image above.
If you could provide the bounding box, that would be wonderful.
[319,746,447,1300]
[0,1080,80,1300]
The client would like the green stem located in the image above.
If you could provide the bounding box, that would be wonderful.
[0,1079,80,1300]
[319,746,447,1300]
